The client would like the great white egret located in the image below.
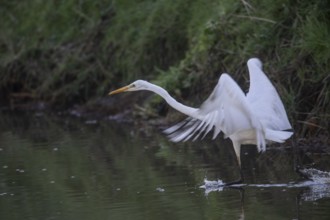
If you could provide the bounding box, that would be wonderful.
[109,58,293,185]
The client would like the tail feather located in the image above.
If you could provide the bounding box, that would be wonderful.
[265,129,293,143]
[256,130,266,152]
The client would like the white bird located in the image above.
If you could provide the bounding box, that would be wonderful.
[109,58,293,185]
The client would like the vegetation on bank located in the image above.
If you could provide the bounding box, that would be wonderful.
[0,0,329,137]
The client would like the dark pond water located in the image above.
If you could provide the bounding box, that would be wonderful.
[0,111,329,220]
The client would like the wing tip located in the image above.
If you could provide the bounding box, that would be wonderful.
[247,58,262,68]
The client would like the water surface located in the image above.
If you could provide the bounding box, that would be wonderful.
[0,112,329,219]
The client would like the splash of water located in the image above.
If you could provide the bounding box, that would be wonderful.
[298,168,330,183]
[200,168,330,199]
[199,178,226,195]
[297,168,330,201]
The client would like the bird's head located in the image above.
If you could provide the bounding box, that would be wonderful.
[109,80,149,95]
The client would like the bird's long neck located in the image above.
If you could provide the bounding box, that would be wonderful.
[145,83,198,117]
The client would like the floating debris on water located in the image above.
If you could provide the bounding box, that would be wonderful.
[156,187,165,192]
[85,120,97,124]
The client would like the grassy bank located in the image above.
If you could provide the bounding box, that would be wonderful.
[0,0,329,137]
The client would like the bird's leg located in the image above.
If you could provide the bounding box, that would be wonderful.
[225,147,244,186]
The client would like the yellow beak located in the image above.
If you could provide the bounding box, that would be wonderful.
[108,85,130,95]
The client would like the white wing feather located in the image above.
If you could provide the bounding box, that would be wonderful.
[246,58,292,130]
[164,73,262,144]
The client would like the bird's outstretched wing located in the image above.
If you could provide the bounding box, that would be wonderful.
[164,73,260,143]
[246,58,292,130]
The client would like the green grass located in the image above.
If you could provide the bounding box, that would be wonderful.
[0,0,329,135]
